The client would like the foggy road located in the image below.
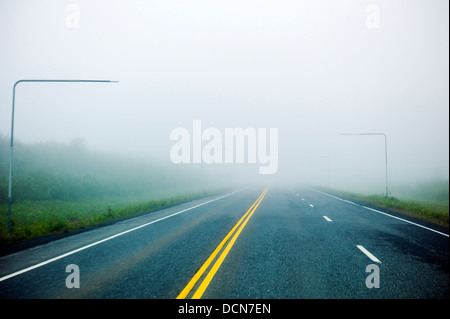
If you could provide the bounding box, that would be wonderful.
[1,1,448,309]
[0,186,448,299]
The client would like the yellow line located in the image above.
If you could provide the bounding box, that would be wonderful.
[192,188,267,298]
[176,188,267,299]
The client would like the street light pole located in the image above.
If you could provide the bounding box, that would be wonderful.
[341,133,389,197]
[7,79,118,235]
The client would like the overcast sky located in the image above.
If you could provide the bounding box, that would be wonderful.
[0,0,448,193]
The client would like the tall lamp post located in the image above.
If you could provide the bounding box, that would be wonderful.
[7,79,118,235]
[341,133,389,197]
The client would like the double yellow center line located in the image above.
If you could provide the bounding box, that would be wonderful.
[177,187,269,299]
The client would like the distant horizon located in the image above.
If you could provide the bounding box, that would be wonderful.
[1,133,448,201]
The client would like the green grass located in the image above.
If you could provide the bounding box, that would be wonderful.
[0,135,228,248]
[318,187,449,228]
[0,191,214,247]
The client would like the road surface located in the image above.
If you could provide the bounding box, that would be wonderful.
[0,186,448,298]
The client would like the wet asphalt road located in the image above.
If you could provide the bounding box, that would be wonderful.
[0,186,448,299]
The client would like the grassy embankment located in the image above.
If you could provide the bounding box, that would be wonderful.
[0,135,219,247]
[318,182,449,228]
[0,193,211,247]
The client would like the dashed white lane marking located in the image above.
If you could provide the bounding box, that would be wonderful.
[357,245,381,263]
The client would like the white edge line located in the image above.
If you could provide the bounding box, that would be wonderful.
[361,205,449,237]
[323,216,332,222]
[313,189,358,206]
[357,245,381,263]
[0,188,246,282]
[312,189,449,238]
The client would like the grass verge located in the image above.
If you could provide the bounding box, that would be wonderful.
[0,191,218,248]
[317,187,449,228]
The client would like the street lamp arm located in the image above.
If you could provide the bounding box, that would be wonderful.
[14,79,118,85]
[341,133,385,137]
